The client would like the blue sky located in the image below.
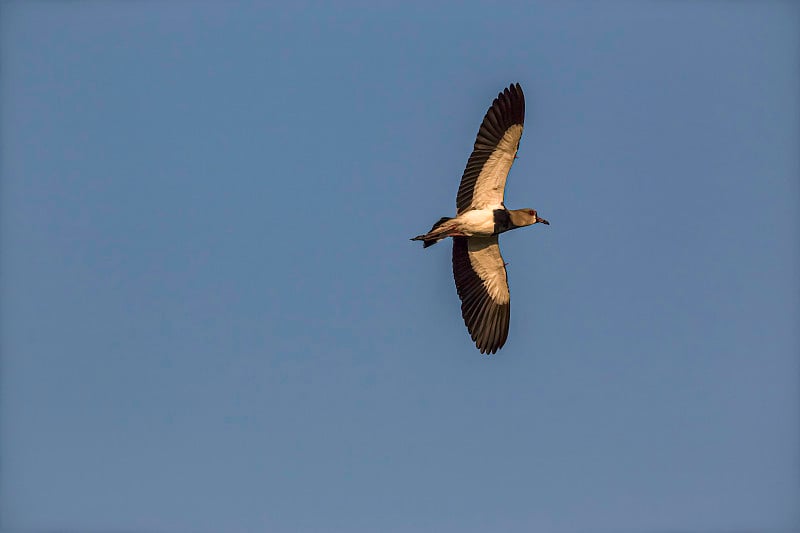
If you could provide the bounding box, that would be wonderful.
[1,2,798,532]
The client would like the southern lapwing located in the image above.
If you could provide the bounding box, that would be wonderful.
[411,83,549,354]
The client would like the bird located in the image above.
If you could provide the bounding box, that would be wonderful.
[411,83,549,354]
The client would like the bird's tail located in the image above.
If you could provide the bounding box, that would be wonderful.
[411,217,453,248]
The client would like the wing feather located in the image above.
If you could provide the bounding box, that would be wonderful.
[455,83,525,214]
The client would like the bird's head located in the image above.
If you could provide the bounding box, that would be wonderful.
[509,208,549,227]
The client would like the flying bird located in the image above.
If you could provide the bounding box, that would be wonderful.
[411,83,549,354]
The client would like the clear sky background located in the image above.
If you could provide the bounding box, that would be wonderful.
[1,2,798,532]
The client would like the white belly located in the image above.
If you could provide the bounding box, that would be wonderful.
[456,208,497,236]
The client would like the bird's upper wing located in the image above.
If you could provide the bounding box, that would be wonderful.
[452,236,510,354]
[455,83,525,215]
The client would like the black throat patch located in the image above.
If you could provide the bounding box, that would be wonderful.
[493,209,513,235]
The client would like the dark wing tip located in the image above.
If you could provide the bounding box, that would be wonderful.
[475,302,510,354]
[486,83,525,131]
[501,82,525,127]
[482,82,526,140]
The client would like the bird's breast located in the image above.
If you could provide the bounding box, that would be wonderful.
[492,209,513,234]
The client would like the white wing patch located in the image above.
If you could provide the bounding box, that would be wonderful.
[468,236,510,304]
[469,124,523,210]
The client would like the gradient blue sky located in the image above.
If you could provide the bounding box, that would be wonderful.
[2,2,798,532]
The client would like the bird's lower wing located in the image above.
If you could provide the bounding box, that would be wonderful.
[452,236,510,354]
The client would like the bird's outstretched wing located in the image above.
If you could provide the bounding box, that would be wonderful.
[455,83,525,215]
[452,236,510,354]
